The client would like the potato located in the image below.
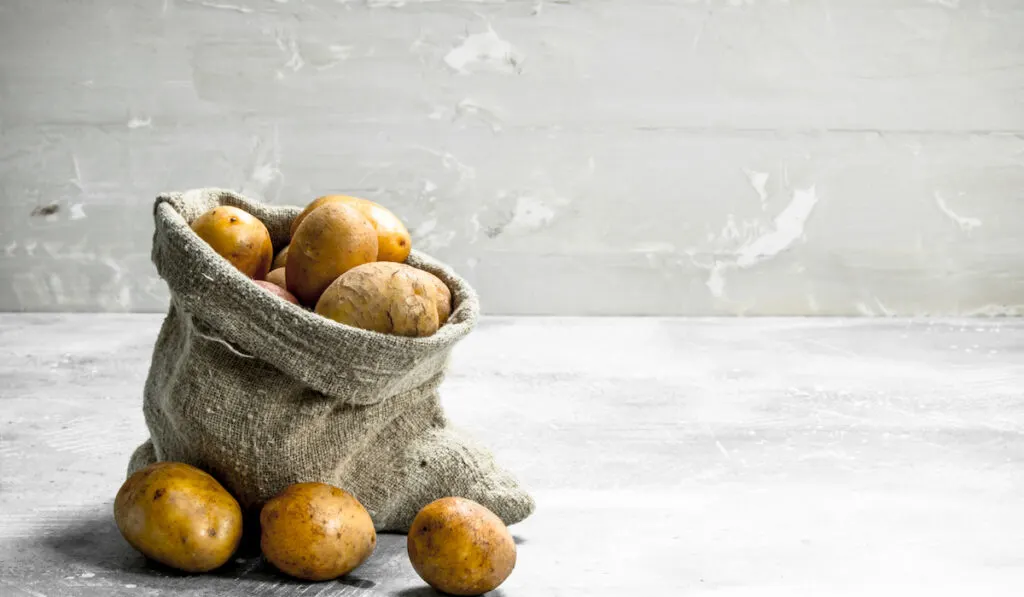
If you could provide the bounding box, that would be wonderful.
[272,245,289,270]
[113,462,243,573]
[290,196,335,238]
[264,267,287,290]
[292,195,412,263]
[254,280,299,305]
[407,497,516,596]
[286,203,378,306]
[414,268,452,325]
[315,262,450,337]
[260,482,376,581]
[191,206,273,280]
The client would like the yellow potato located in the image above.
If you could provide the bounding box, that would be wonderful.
[264,267,287,290]
[272,244,289,270]
[315,262,450,337]
[260,482,376,581]
[113,462,243,573]
[191,206,273,279]
[286,202,378,306]
[290,196,338,238]
[292,195,412,262]
[407,497,517,596]
[413,268,451,325]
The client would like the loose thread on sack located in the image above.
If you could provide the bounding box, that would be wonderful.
[191,328,256,359]
[176,299,255,359]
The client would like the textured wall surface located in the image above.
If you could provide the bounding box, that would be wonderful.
[1,0,1023,314]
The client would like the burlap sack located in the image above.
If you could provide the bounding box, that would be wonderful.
[127,188,534,532]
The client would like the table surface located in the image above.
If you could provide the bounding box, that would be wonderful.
[1,314,1022,597]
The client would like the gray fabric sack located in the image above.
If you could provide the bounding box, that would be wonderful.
[127,188,534,532]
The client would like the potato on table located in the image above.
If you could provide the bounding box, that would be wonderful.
[113,462,243,573]
[260,482,377,581]
[407,497,517,596]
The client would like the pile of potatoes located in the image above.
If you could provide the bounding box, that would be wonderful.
[114,462,517,595]
[190,195,451,337]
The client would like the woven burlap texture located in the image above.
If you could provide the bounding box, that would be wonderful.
[127,188,534,532]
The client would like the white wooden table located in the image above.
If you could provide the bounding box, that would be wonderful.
[1,315,1022,596]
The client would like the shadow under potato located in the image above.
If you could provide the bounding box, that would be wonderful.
[40,509,376,589]
[393,587,509,597]
[42,510,143,574]
[41,510,258,581]
[393,588,440,597]
[40,513,517,596]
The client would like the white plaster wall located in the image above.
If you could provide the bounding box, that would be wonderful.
[1,0,1022,315]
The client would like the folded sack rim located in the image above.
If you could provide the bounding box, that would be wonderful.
[150,188,479,403]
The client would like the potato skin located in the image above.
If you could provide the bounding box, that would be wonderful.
[413,268,452,325]
[407,497,517,596]
[260,482,377,581]
[272,245,289,270]
[290,196,338,238]
[292,195,412,263]
[286,203,378,307]
[264,267,287,290]
[254,280,299,305]
[113,462,243,573]
[191,206,273,280]
[314,262,448,337]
